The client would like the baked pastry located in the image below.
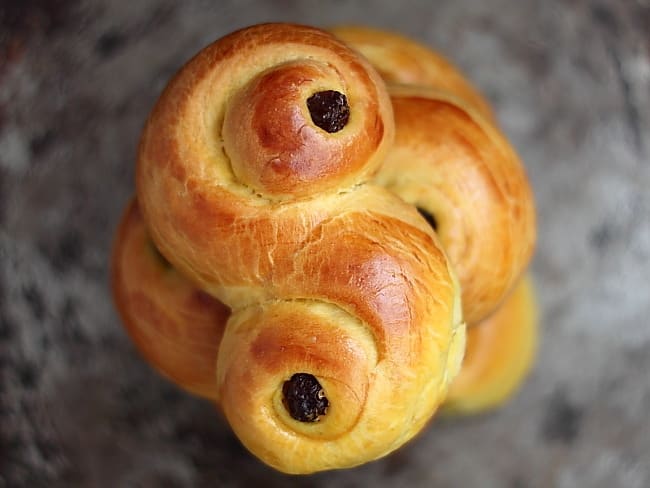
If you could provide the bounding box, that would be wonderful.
[332,26,536,326]
[329,25,494,121]
[376,84,536,325]
[113,198,465,469]
[443,275,538,414]
[115,23,465,474]
[332,26,538,408]
[112,199,227,400]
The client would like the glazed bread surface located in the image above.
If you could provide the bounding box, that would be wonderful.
[112,200,228,400]
[331,25,539,414]
[444,275,538,414]
[378,85,536,325]
[330,25,494,120]
[332,26,536,324]
[133,23,465,474]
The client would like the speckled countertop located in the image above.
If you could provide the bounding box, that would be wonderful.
[1,1,649,487]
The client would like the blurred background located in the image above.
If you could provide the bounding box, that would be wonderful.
[1,0,649,486]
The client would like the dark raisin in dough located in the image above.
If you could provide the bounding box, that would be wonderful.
[307,90,350,133]
[417,207,438,231]
[282,373,329,422]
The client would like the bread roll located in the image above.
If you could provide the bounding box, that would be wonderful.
[333,26,538,412]
[330,25,494,120]
[444,275,538,414]
[333,26,536,325]
[112,199,227,400]
[377,85,536,325]
[126,23,464,474]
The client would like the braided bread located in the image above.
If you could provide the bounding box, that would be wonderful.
[116,23,465,474]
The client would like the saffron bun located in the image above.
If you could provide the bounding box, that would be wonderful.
[329,25,494,120]
[332,26,536,325]
[375,85,536,325]
[122,23,465,474]
[443,275,538,415]
[332,26,538,413]
[111,199,227,401]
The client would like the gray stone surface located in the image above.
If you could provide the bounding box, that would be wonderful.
[1,0,649,486]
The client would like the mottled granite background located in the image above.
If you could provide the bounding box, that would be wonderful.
[1,0,649,486]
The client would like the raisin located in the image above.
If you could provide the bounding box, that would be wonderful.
[307,90,350,133]
[148,239,172,269]
[417,207,438,232]
[282,373,329,422]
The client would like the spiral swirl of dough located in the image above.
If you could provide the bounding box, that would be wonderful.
[332,27,536,324]
[330,25,494,120]
[134,23,464,474]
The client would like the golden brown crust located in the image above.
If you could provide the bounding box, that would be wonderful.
[443,275,538,414]
[222,60,384,196]
[331,26,538,415]
[330,25,494,121]
[136,23,397,294]
[376,86,536,325]
[331,26,536,325]
[112,200,463,469]
[111,200,229,399]
[132,23,465,474]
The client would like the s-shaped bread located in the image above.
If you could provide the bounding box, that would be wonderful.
[332,26,536,325]
[112,199,227,400]
[330,25,494,121]
[120,23,465,474]
[332,26,538,410]
[377,85,536,325]
[444,274,538,414]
